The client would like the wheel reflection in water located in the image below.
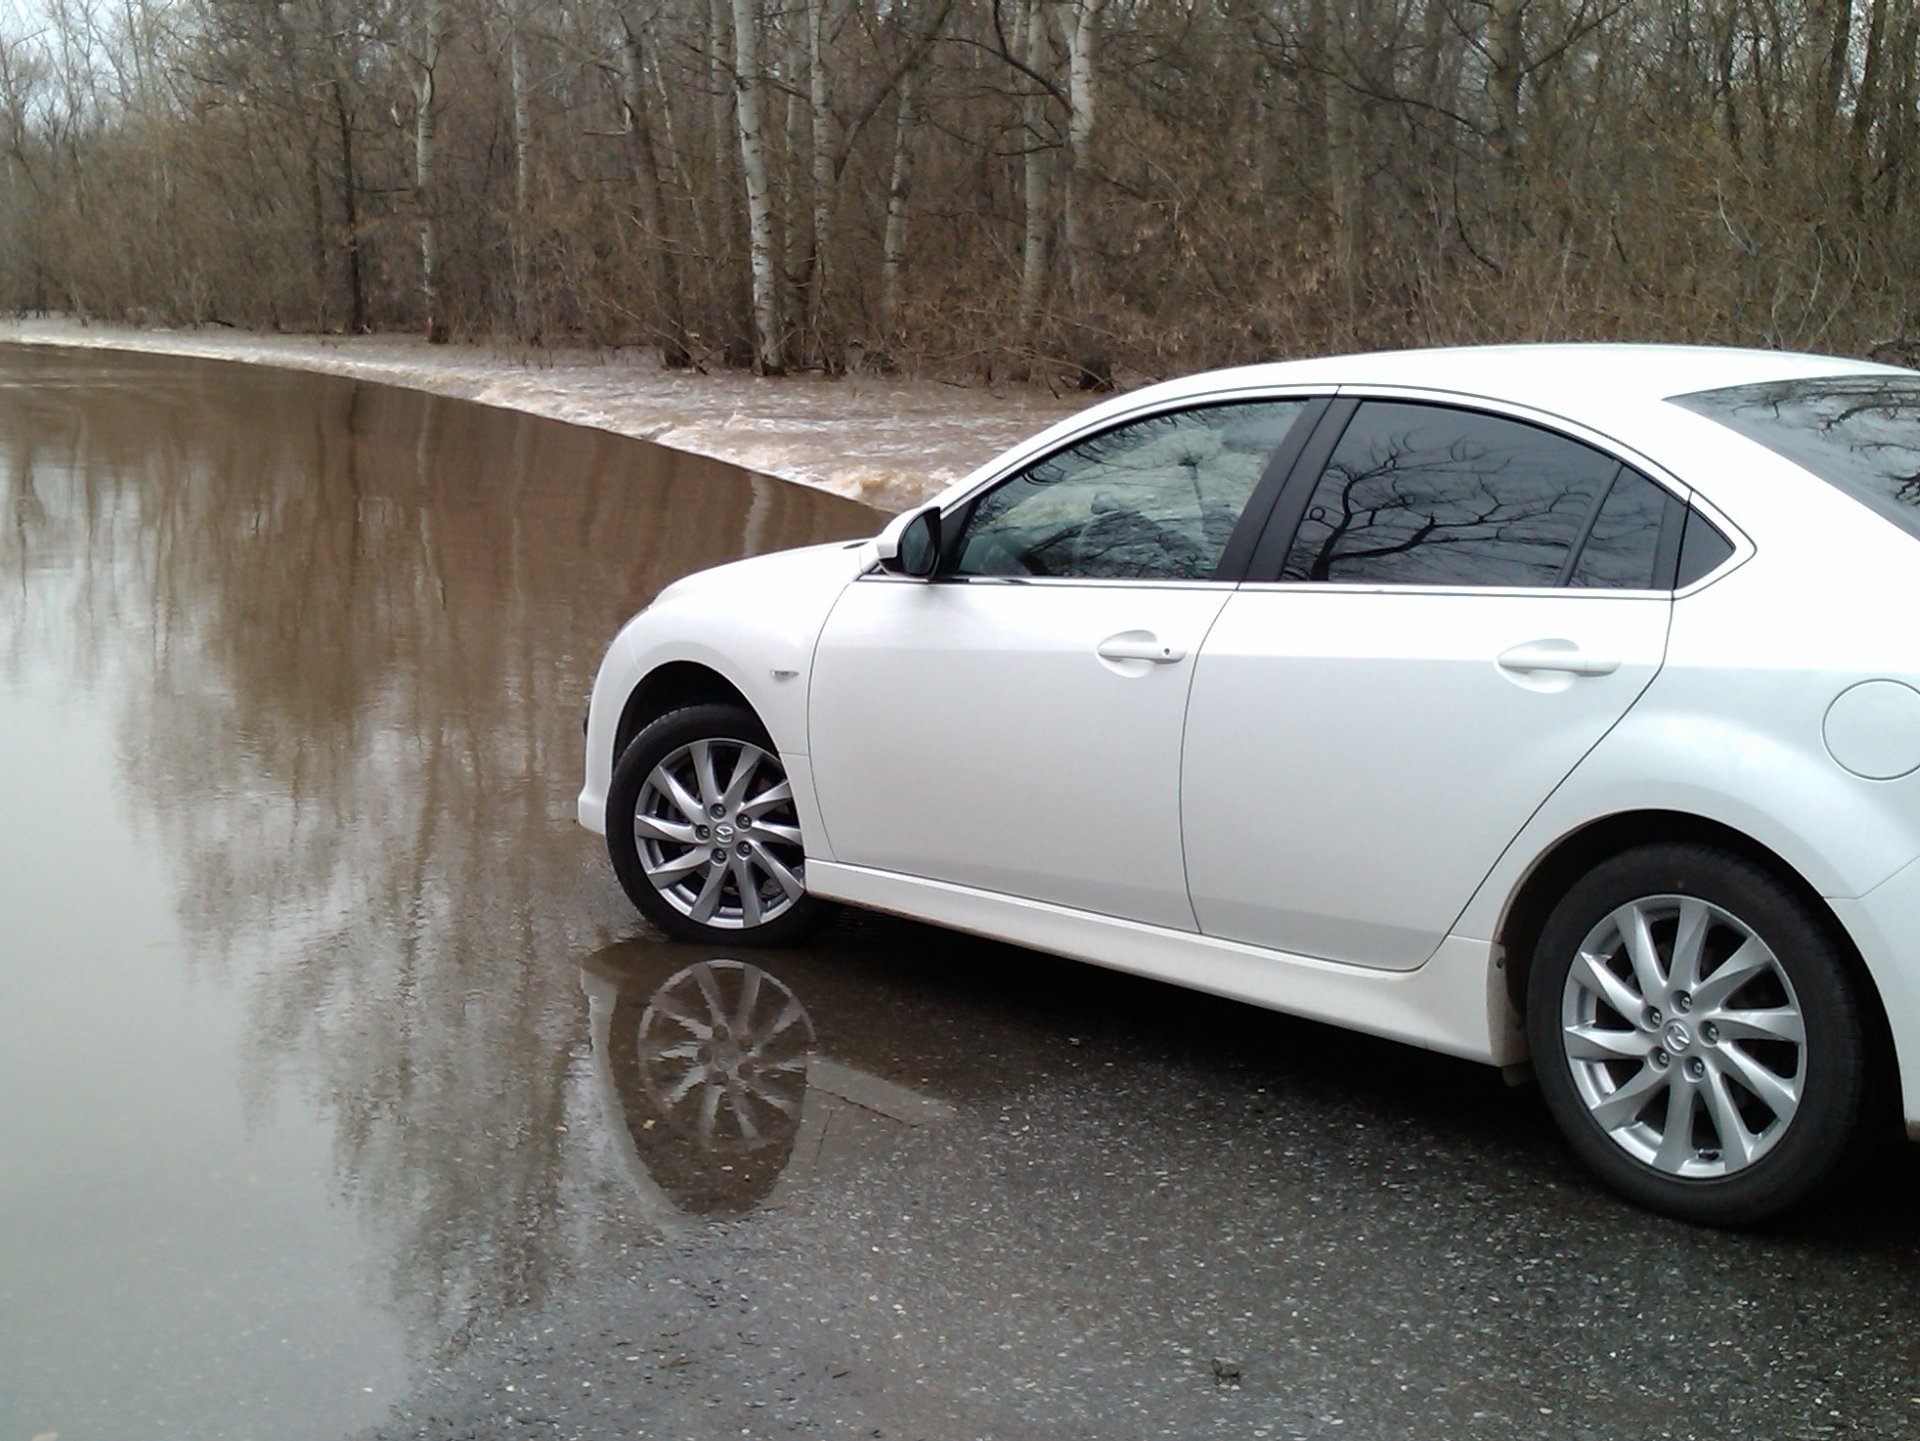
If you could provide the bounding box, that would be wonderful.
[637,959,815,1150]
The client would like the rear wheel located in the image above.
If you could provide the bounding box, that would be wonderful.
[606,703,827,945]
[1526,844,1870,1224]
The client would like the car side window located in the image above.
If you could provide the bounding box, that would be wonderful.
[954,400,1309,581]
[1282,403,1629,587]
[1566,468,1669,589]
[1676,506,1735,587]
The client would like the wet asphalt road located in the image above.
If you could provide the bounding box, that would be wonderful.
[370,930,1920,1441]
[5,347,1920,1441]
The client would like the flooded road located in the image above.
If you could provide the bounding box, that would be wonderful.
[7,346,1920,1441]
[0,346,872,1437]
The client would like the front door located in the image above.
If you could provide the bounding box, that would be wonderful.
[808,397,1316,930]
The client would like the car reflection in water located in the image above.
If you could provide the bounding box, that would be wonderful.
[580,944,956,1225]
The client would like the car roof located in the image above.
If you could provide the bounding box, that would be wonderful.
[1128,343,1909,431]
[938,343,1920,510]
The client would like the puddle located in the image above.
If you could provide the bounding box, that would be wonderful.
[579,945,959,1227]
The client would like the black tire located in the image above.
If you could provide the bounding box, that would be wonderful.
[1526,843,1871,1225]
[606,703,828,946]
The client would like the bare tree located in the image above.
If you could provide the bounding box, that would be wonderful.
[877,57,922,348]
[405,0,449,342]
[730,0,782,372]
[6,0,1920,377]
[618,4,692,366]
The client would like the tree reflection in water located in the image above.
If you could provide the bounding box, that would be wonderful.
[0,345,875,1347]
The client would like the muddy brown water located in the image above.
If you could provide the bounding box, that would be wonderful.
[0,346,882,1437]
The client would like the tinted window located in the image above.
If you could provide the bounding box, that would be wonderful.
[1567,468,1668,589]
[1672,376,1920,542]
[955,401,1307,581]
[1677,506,1734,586]
[1282,403,1622,586]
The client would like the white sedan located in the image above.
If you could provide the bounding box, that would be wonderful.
[580,344,1920,1224]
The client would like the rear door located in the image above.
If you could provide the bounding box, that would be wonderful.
[1181,398,1679,969]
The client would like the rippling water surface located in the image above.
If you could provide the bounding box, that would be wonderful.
[0,346,876,1439]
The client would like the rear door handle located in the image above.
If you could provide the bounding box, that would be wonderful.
[1497,641,1620,677]
[1097,633,1187,664]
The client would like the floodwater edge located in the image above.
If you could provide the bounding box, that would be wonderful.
[0,320,1084,511]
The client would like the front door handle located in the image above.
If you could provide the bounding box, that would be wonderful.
[1096,632,1187,665]
[1497,640,1620,677]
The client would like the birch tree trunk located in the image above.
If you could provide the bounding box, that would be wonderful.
[877,59,921,346]
[805,0,834,365]
[1061,0,1102,317]
[507,5,532,336]
[782,24,807,342]
[1013,0,1053,377]
[709,0,753,366]
[1061,0,1109,386]
[731,0,784,373]
[410,0,447,343]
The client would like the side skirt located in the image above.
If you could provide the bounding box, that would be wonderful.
[807,861,1526,1066]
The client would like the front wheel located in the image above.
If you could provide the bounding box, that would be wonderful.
[1526,844,1871,1225]
[606,703,828,945]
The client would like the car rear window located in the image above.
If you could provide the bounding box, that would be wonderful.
[1670,375,1920,542]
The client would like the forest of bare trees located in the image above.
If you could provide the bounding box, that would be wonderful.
[2,0,1917,385]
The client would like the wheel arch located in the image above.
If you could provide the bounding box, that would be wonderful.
[613,661,757,771]
[1494,809,1898,1089]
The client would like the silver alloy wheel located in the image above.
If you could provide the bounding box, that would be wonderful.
[1560,894,1807,1179]
[634,737,807,930]
[636,960,814,1151]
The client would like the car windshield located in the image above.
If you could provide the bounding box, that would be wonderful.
[1671,374,1920,541]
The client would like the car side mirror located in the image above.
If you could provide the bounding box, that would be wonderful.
[873,504,942,579]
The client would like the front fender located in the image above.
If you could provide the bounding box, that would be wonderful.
[578,542,867,836]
